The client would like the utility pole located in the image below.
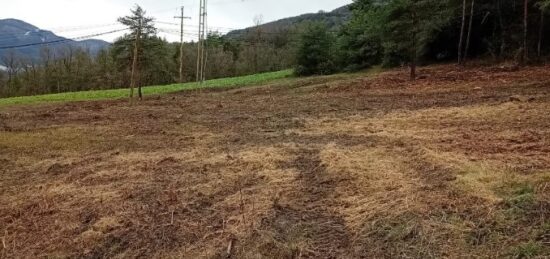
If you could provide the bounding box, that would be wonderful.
[175,6,191,83]
[196,0,207,83]
[130,18,142,103]
[202,0,208,83]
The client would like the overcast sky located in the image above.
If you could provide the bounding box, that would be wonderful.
[1,0,352,43]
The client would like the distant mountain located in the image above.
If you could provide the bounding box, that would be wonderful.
[225,5,351,39]
[0,19,110,63]
[72,39,111,55]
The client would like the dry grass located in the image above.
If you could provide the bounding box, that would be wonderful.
[0,64,549,258]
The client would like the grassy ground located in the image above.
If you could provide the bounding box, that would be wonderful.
[0,69,293,107]
[0,64,548,258]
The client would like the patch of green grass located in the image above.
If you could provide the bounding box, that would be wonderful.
[501,182,537,218]
[0,70,294,108]
[510,241,543,258]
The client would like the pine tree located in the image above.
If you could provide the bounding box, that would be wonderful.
[295,22,336,76]
[338,0,383,70]
[118,5,157,101]
[382,0,452,80]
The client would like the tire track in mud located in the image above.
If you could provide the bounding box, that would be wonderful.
[251,148,352,258]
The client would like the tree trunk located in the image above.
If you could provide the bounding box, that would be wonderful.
[410,8,418,81]
[458,0,468,65]
[538,9,544,57]
[129,19,142,103]
[464,0,475,65]
[411,33,417,81]
[497,0,506,58]
[524,0,529,62]
[138,79,143,100]
[410,58,416,80]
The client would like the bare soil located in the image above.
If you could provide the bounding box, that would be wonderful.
[1,64,549,258]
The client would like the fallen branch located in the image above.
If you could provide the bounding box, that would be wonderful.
[226,238,235,258]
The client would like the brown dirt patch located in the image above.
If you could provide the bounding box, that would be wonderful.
[0,64,549,258]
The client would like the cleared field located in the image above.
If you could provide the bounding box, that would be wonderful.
[0,70,293,107]
[0,64,549,258]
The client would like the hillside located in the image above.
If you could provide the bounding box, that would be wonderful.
[0,19,110,63]
[225,5,351,39]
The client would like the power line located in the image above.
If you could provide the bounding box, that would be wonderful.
[45,23,121,33]
[0,23,123,43]
[0,29,127,50]
[207,0,259,5]
[156,20,236,31]
[10,23,119,36]
[156,21,181,26]
[149,7,181,15]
